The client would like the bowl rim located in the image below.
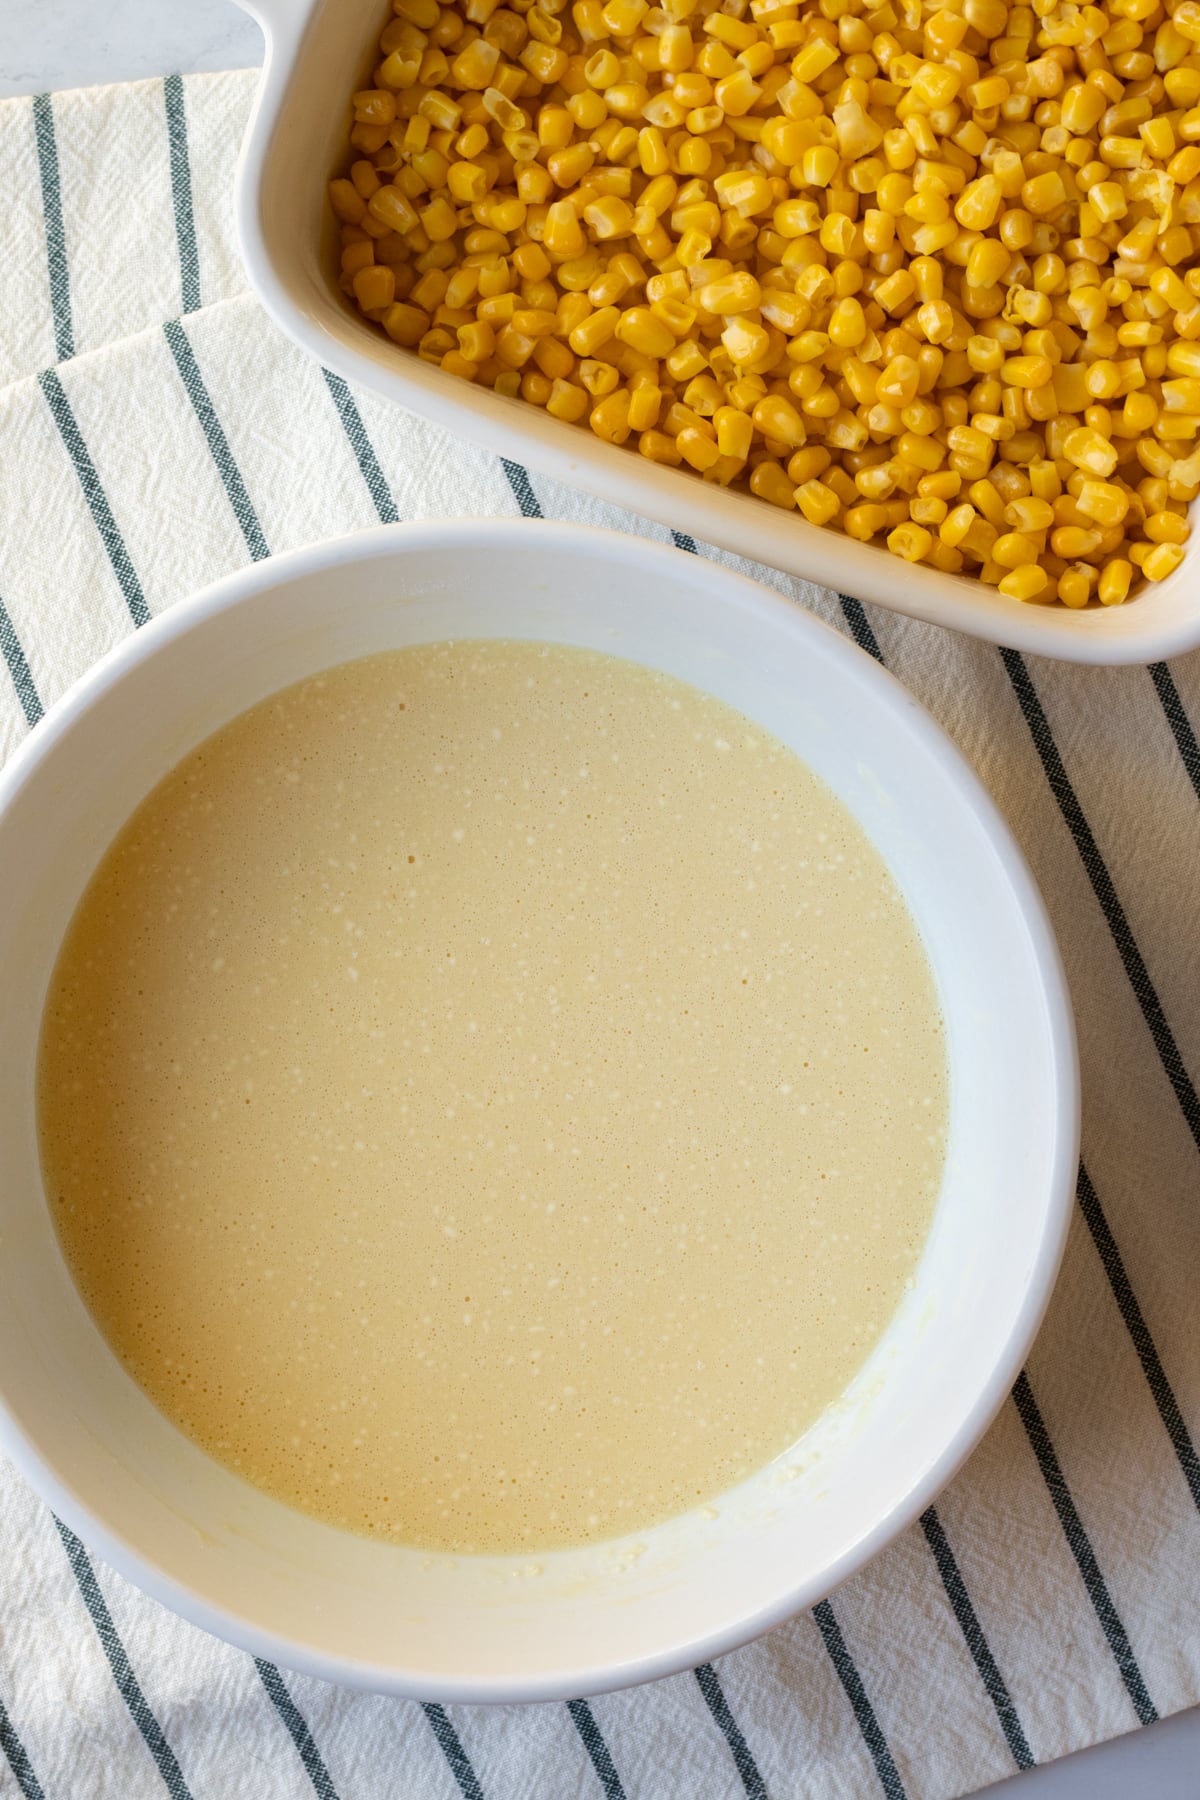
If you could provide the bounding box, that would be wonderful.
[227,0,1200,668]
[0,519,1080,1700]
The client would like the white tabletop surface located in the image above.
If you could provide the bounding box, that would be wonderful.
[1,2,1197,1794]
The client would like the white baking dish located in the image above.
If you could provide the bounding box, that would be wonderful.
[232,0,1199,666]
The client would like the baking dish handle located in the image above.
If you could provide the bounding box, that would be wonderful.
[232,0,310,46]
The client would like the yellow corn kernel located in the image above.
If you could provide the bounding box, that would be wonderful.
[341,240,375,279]
[1029,460,1062,501]
[753,396,807,448]
[602,0,646,32]
[802,145,840,188]
[531,336,574,381]
[382,302,430,347]
[1002,355,1054,389]
[940,504,982,556]
[1098,558,1133,604]
[696,271,762,313]
[999,563,1051,600]
[1055,565,1092,609]
[590,390,633,444]
[722,315,771,366]
[955,174,1003,231]
[968,479,1007,526]
[615,306,677,357]
[416,196,455,243]
[910,495,948,527]
[790,36,839,82]
[578,358,619,397]
[330,177,370,225]
[788,446,831,486]
[873,355,918,406]
[1166,342,1200,381]
[829,297,867,347]
[367,184,421,235]
[749,460,797,507]
[638,429,682,464]
[715,405,754,459]
[457,320,495,363]
[494,324,538,369]
[1144,509,1191,544]
[672,423,717,470]
[544,201,587,259]
[1076,480,1129,525]
[578,196,631,241]
[1120,391,1158,434]
[917,299,955,344]
[1100,134,1144,169]
[1089,181,1128,223]
[1161,376,1200,415]
[1142,541,1186,579]
[1063,426,1120,477]
[992,531,1042,569]
[510,308,557,339]
[795,478,841,524]
[568,306,619,355]
[919,470,962,503]
[844,502,887,540]
[441,348,480,381]
[875,269,917,315]
[452,37,501,88]
[1051,524,1105,557]
[352,263,396,312]
[1004,495,1055,533]
[947,423,994,466]
[477,291,517,325]
[887,521,934,561]
[625,383,662,431]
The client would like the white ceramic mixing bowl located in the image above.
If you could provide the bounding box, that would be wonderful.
[0,521,1077,1701]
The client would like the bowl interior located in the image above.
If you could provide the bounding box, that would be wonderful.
[0,524,1076,1699]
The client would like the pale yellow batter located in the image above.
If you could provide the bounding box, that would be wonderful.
[39,641,946,1553]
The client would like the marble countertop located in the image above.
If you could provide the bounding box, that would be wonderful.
[0,0,261,99]
[0,2,1196,1794]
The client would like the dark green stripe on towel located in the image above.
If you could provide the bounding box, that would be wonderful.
[1077,1163,1200,1512]
[501,460,541,519]
[422,1704,486,1800]
[55,1519,195,1798]
[255,1660,340,1799]
[164,75,201,315]
[0,1694,47,1800]
[32,93,74,363]
[39,367,151,628]
[1002,644,1200,1160]
[566,1700,627,1800]
[322,369,399,523]
[813,1600,908,1800]
[919,1508,1034,1771]
[1012,1373,1158,1727]
[694,1664,769,1799]
[1148,661,1200,804]
[0,600,43,727]
[163,318,270,561]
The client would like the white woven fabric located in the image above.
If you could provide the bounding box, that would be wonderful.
[1,70,1199,1800]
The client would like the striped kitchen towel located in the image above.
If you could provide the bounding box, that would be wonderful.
[1,69,1200,1800]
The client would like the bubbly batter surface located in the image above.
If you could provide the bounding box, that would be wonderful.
[39,641,946,1552]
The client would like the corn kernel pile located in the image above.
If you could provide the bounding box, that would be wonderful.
[330,0,1200,606]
